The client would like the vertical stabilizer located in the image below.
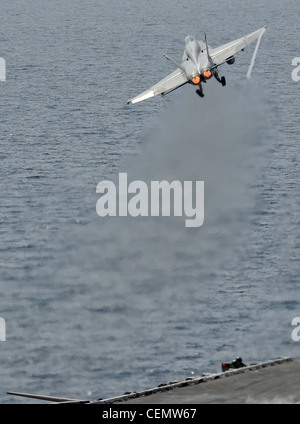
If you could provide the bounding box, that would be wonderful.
[204,32,214,65]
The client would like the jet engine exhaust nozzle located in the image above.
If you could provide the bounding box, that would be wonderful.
[191,76,201,85]
[202,70,213,80]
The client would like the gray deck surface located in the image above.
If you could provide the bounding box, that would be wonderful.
[119,359,300,404]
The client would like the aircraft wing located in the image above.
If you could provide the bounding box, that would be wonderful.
[209,26,266,67]
[127,68,188,104]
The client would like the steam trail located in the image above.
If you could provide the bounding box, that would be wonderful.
[247,28,266,80]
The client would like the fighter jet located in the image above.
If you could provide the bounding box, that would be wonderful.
[127,26,266,104]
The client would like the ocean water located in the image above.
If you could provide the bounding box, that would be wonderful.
[0,0,299,403]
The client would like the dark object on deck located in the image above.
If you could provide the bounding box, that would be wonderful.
[222,357,246,372]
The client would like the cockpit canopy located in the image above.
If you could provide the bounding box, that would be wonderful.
[184,35,195,45]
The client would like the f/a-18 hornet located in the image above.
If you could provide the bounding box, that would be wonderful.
[127,26,266,104]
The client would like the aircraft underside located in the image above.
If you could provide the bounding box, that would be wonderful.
[194,69,226,98]
[126,26,266,105]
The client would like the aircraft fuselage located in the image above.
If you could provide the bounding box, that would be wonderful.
[182,36,214,84]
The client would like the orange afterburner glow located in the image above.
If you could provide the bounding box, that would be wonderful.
[202,70,212,79]
[192,76,201,85]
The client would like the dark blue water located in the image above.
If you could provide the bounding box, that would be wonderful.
[0,0,299,403]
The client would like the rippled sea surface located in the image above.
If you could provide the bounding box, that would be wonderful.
[0,0,299,403]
